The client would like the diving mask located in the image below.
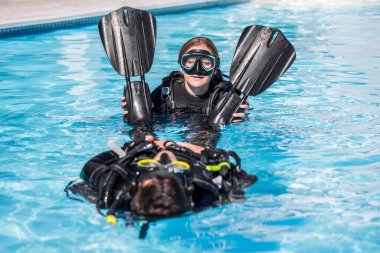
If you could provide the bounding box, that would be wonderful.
[137,158,190,173]
[136,159,193,192]
[179,49,218,76]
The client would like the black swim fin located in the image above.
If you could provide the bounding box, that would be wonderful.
[98,7,156,125]
[209,25,296,125]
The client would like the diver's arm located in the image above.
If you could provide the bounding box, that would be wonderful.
[183,122,221,148]
[173,142,205,153]
[151,85,162,113]
[154,140,205,153]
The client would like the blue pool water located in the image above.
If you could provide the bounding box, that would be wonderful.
[1,1,380,252]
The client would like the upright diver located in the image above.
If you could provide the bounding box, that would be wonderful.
[121,35,249,147]
[122,36,248,122]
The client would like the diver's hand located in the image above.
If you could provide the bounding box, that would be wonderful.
[231,99,249,123]
[120,96,128,115]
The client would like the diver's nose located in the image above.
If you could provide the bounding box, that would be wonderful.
[154,151,177,164]
[194,60,203,75]
[159,153,171,164]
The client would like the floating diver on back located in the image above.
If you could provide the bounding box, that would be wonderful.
[67,137,258,220]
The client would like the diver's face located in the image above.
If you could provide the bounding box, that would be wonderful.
[139,151,180,188]
[139,151,178,187]
[136,150,195,208]
[180,45,215,90]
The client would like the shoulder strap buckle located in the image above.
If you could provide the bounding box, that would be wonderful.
[161,86,170,96]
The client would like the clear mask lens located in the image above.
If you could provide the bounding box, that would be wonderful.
[167,161,190,173]
[137,159,159,169]
[137,159,190,172]
[181,54,216,71]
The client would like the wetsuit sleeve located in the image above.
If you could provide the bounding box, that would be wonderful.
[223,80,233,91]
[151,85,164,113]
[80,150,119,184]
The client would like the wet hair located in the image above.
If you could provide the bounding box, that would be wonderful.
[130,171,191,217]
[179,37,219,58]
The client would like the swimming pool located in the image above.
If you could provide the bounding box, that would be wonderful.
[1,1,380,252]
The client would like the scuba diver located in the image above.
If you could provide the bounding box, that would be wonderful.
[99,7,295,147]
[121,36,248,123]
[67,137,258,220]
[120,36,248,147]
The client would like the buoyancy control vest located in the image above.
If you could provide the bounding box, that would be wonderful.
[154,70,232,115]
[71,141,256,210]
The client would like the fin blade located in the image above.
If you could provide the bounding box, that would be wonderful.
[98,7,156,77]
[229,25,296,96]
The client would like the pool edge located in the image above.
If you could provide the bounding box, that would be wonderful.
[0,0,249,38]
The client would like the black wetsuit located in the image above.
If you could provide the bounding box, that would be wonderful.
[69,141,257,211]
[146,71,231,147]
[151,70,231,115]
